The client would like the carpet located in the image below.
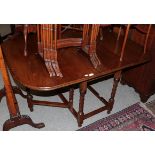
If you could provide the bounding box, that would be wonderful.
[79,102,155,131]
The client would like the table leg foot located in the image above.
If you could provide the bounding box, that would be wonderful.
[3,115,45,131]
[107,98,114,114]
[107,109,112,114]
[77,112,83,127]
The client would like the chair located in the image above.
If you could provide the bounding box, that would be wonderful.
[116,24,152,61]
[37,24,62,77]
[34,24,102,77]
[82,24,101,68]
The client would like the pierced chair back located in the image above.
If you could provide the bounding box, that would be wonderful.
[82,24,101,68]
[119,24,152,62]
[37,24,62,77]
[24,24,101,77]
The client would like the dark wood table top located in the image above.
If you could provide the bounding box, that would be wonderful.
[1,30,150,91]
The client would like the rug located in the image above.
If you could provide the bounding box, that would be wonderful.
[79,102,155,131]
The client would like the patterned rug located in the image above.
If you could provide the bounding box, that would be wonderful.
[79,102,155,131]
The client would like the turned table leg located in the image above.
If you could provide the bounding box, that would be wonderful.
[69,88,74,111]
[26,89,34,112]
[78,81,87,127]
[107,71,121,114]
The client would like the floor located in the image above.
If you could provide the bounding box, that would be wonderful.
[0,24,11,37]
[0,71,155,131]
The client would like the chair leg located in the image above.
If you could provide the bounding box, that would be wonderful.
[114,26,122,54]
[78,81,87,127]
[99,27,103,40]
[82,25,101,69]
[24,24,28,56]
[120,24,130,61]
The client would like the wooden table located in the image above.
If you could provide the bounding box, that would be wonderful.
[0,28,150,130]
